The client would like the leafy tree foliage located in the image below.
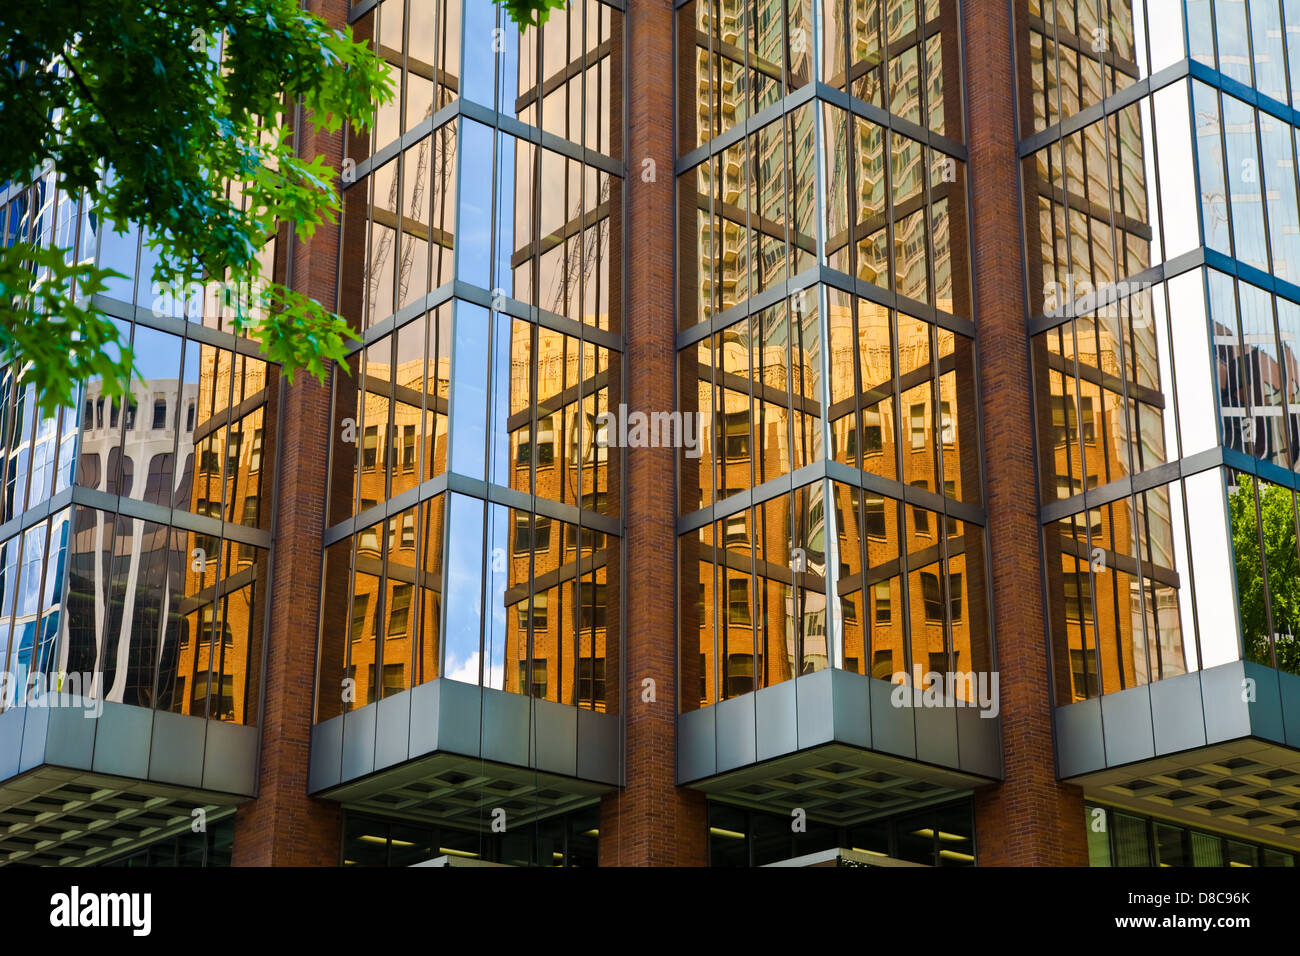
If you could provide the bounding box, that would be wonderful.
[0,0,394,414]
[1228,472,1300,673]
[500,0,570,28]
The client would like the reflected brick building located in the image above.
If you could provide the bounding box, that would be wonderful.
[3,0,1300,868]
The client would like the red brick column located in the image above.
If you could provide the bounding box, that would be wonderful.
[598,0,708,866]
[965,0,1088,865]
[231,0,346,867]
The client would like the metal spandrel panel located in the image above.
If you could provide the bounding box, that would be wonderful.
[1100,684,1157,766]
[755,680,797,763]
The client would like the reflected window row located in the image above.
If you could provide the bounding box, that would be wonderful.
[1033,261,1300,506]
[821,0,961,138]
[1026,101,1152,315]
[342,119,458,326]
[678,101,970,329]
[1044,465,1300,704]
[677,104,817,328]
[329,301,616,524]
[826,289,979,502]
[351,0,460,161]
[350,0,622,162]
[1193,80,1300,283]
[676,0,816,153]
[1022,0,1141,135]
[680,292,823,511]
[0,368,76,527]
[456,120,620,329]
[681,288,980,515]
[1025,77,1300,316]
[0,504,267,723]
[1186,0,1300,109]
[823,102,969,313]
[1034,281,1173,500]
[342,118,620,333]
[680,478,989,709]
[1047,481,1195,702]
[330,307,450,524]
[317,490,617,718]
[677,0,962,154]
[0,512,69,715]
[71,322,273,539]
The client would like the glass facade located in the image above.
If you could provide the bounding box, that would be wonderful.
[1085,803,1300,865]
[0,145,276,724]
[101,816,236,868]
[8,0,1300,870]
[707,797,976,866]
[1020,0,1300,703]
[676,0,989,710]
[341,805,599,866]
[316,0,624,719]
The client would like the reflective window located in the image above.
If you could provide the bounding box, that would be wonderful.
[341,804,599,867]
[708,797,975,866]
[0,170,279,725]
[1086,803,1299,867]
[321,2,625,719]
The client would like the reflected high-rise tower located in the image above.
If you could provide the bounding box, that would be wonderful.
[1022,0,1300,864]
[2,0,1300,868]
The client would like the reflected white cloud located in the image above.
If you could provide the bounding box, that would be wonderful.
[445,650,504,689]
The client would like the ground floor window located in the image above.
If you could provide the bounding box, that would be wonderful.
[708,797,975,867]
[1085,803,1297,867]
[341,804,599,867]
[100,814,234,867]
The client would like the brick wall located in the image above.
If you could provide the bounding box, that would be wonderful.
[965,0,1088,866]
[598,0,708,866]
[230,0,347,867]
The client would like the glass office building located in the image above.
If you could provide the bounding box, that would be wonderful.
[1026,0,1300,857]
[1,0,1299,866]
[0,136,273,864]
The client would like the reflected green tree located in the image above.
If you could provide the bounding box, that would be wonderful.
[1228,473,1300,673]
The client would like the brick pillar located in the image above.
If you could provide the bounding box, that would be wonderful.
[231,0,346,867]
[598,0,708,866]
[965,0,1088,865]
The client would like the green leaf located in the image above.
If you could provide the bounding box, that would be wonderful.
[0,0,393,406]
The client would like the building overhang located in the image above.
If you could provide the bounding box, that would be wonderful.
[0,701,257,865]
[309,678,619,827]
[1057,660,1300,848]
[678,668,1001,825]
